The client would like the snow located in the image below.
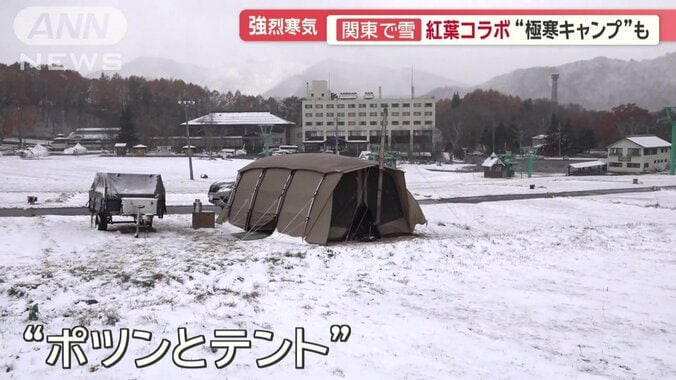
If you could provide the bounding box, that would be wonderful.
[1,155,676,378]
[481,153,503,168]
[625,136,670,148]
[1,155,675,209]
[568,160,606,169]
[0,189,675,378]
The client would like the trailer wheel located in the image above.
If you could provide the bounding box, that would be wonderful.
[96,213,108,231]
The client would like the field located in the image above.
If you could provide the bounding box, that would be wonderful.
[0,155,675,379]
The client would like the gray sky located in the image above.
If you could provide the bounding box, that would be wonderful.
[2,0,675,90]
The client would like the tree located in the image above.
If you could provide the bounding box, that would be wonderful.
[576,127,597,152]
[611,103,654,136]
[545,113,560,156]
[118,105,137,145]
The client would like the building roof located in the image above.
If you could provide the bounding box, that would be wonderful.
[114,143,127,148]
[182,112,294,127]
[481,153,504,168]
[133,144,147,148]
[569,160,607,169]
[241,153,400,174]
[625,136,670,148]
[608,135,670,148]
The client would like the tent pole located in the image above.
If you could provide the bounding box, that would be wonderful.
[376,105,388,225]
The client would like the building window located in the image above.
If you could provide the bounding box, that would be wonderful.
[413,111,421,116]
[316,104,323,109]
[402,103,410,107]
[414,103,422,107]
[369,121,377,126]
[316,122,323,126]
[627,163,640,168]
[359,121,366,126]
[644,148,657,155]
[337,104,345,108]
[424,102,433,107]
[327,112,334,117]
[424,120,432,125]
[326,104,334,108]
[305,122,312,126]
[326,121,333,126]
[304,104,313,109]
[369,112,378,116]
[358,104,366,108]
[424,111,433,116]
[609,148,622,155]
[369,104,377,108]
[348,104,356,108]
[338,121,345,126]
[392,121,399,125]
[348,121,356,126]
[644,163,649,168]
[359,112,366,117]
[316,113,323,117]
[609,162,622,167]
[403,121,410,125]
[627,148,640,156]
[391,112,399,116]
[391,103,399,107]
[348,112,356,117]
[337,112,345,117]
[304,113,312,117]
[413,120,421,125]
[402,112,410,116]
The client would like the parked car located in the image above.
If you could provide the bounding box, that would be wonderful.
[208,180,235,208]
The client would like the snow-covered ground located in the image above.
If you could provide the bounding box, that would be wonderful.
[0,186,675,378]
[1,154,675,378]
[1,155,675,208]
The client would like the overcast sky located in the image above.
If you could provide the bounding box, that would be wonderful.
[2,0,675,90]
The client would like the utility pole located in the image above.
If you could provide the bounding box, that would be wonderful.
[376,105,388,226]
[334,115,339,155]
[492,121,495,153]
[663,107,676,175]
[17,106,23,149]
[178,100,195,180]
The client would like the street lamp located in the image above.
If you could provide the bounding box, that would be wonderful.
[178,100,196,180]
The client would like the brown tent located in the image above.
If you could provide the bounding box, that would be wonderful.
[223,154,426,244]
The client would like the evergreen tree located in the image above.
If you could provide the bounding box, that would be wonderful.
[450,92,462,108]
[118,105,137,145]
[545,113,560,156]
[576,127,597,152]
[560,119,575,155]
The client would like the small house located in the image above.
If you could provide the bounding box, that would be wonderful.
[482,153,512,178]
[568,160,607,176]
[606,136,670,173]
[114,143,127,156]
[132,144,148,156]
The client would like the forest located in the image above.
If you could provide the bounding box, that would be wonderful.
[0,62,671,156]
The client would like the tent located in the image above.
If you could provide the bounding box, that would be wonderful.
[223,154,426,244]
[22,144,49,159]
[64,143,88,155]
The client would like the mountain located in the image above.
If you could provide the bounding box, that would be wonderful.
[427,53,676,111]
[87,56,306,95]
[263,59,468,98]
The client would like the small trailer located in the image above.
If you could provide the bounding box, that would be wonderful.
[87,173,167,234]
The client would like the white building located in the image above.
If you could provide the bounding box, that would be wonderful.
[606,136,671,173]
[301,80,437,156]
